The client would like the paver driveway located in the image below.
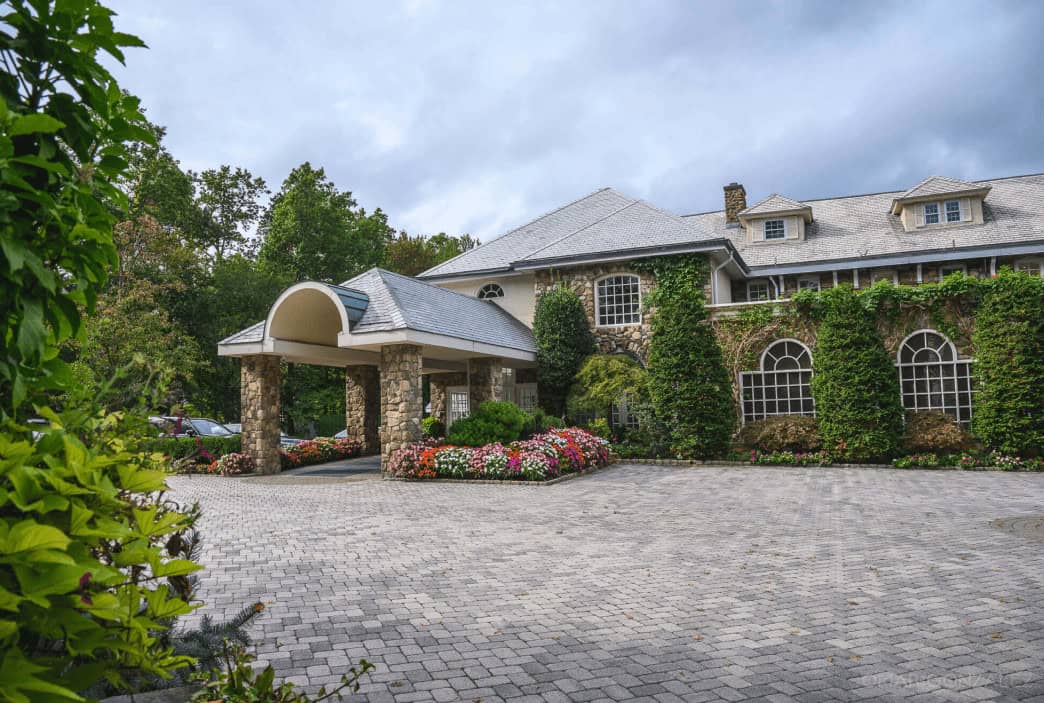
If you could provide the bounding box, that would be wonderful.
[170,464,1044,702]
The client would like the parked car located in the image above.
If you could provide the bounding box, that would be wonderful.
[149,416,238,438]
[224,422,242,433]
[333,429,347,439]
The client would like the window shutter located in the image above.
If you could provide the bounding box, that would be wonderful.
[915,208,925,228]
[961,197,972,222]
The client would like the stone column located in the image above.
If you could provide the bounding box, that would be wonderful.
[240,355,281,474]
[468,357,504,410]
[428,372,467,426]
[379,344,423,469]
[345,365,379,454]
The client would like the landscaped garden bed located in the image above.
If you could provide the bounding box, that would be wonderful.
[161,436,363,474]
[388,427,611,481]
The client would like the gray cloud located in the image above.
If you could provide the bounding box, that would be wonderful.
[107,0,1044,240]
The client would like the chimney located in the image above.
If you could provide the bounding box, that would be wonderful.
[723,182,746,226]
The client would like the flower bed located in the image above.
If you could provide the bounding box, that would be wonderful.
[750,449,832,466]
[280,437,363,470]
[388,428,611,481]
[893,452,1044,471]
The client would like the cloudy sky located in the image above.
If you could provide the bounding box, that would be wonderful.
[106,0,1044,241]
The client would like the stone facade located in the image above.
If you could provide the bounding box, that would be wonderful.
[345,365,379,454]
[723,182,747,224]
[240,355,282,475]
[468,357,504,410]
[428,372,467,425]
[378,344,423,469]
[534,265,655,362]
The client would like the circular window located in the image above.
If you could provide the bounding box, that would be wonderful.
[477,283,504,299]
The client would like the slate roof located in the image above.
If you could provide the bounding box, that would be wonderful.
[738,194,810,217]
[896,175,985,200]
[419,188,720,277]
[219,269,536,352]
[683,173,1044,270]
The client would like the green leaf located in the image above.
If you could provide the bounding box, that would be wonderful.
[153,559,202,578]
[0,237,27,273]
[3,521,71,554]
[15,300,46,359]
[117,467,166,493]
[8,113,65,137]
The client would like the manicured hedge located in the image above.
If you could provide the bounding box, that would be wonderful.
[145,435,241,462]
[533,285,596,416]
[807,285,903,462]
[971,269,1044,454]
[447,400,528,446]
[632,255,734,458]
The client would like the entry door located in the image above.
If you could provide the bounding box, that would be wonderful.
[446,386,470,427]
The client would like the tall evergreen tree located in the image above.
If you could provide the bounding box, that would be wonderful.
[533,285,596,416]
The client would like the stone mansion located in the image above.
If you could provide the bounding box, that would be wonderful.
[220,173,1044,471]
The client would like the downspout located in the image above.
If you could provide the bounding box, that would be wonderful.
[711,253,734,304]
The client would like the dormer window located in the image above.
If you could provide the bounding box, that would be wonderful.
[477,283,505,299]
[945,199,962,223]
[763,219,785,240]
[923,202,940,225]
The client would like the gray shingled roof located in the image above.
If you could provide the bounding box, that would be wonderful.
[684,173,1044,269]
[896,175,984,200]
[419,187,720,277]
[738,193,810,217]
[219,269,536,352]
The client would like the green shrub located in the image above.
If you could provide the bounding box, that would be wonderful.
[522,407,563,438]
[533,285,596,416]
[901,411,974,453]
[447,400,528,446]
[566,353,648,418]
[809,285,903,461]
[736,416,821,452]
[585,417,612,439]
[144,435,242,463]
[1,406,203,701]
[421,416,444,438]
[971,268,1044,454]
[633,255,734,458]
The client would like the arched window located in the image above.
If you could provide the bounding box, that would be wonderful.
[477,283,504,299]
[897,329,974,423]
[740,339,814,423]
[595,274,641,326]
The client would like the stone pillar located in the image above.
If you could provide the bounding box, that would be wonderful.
[428,372,467,426]
[468,357,503,410]
[240,355,281,475]
[379,344,423,469]
[345,365,379,454]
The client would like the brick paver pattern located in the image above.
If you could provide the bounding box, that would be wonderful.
[170,464,1044,702]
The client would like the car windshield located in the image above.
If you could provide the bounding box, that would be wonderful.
[191,419,234,436]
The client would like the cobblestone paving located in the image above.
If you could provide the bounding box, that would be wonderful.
[169,465,1044,702]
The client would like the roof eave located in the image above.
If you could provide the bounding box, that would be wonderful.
[738,207,813,224]
[510,239,742,271]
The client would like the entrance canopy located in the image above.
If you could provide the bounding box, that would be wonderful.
[218,268,537,371]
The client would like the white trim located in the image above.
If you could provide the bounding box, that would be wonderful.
[476,281,505,299]
[593,273,642,328]
[990,256,997,276]
[264,281,355,347]
[1014,257,1044,276]
[853,269,860,288]
[916,263,923,283]
[895,328,974,424]
[758,337,812,370]
[763,218,786,241]
[832,270,839,287]
[347,329,537,362]
[938,262,967,281]
[746,279,772,302]
[218,339,379,366]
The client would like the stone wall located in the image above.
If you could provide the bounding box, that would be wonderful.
[379,344,423,469]
[535,265,655,362]
[428,372,467,424]
[468,357,503,410]
[240,355,281,474]
[345,365,379,454]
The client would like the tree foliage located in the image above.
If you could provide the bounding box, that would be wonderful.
[258,162,391,283]
[566,353,647,419]
[633,255,734,458]
[384,231,478,276]
[192,165,268,259]
[970,269,1044,454]
[806,284,904,461]
[0,3,204,700]
[532,285,595,416]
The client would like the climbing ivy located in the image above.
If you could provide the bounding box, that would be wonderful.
[532,284,596,416]
[970,269,1044,454]
[803,284,904,461]
[631,255,734,458]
